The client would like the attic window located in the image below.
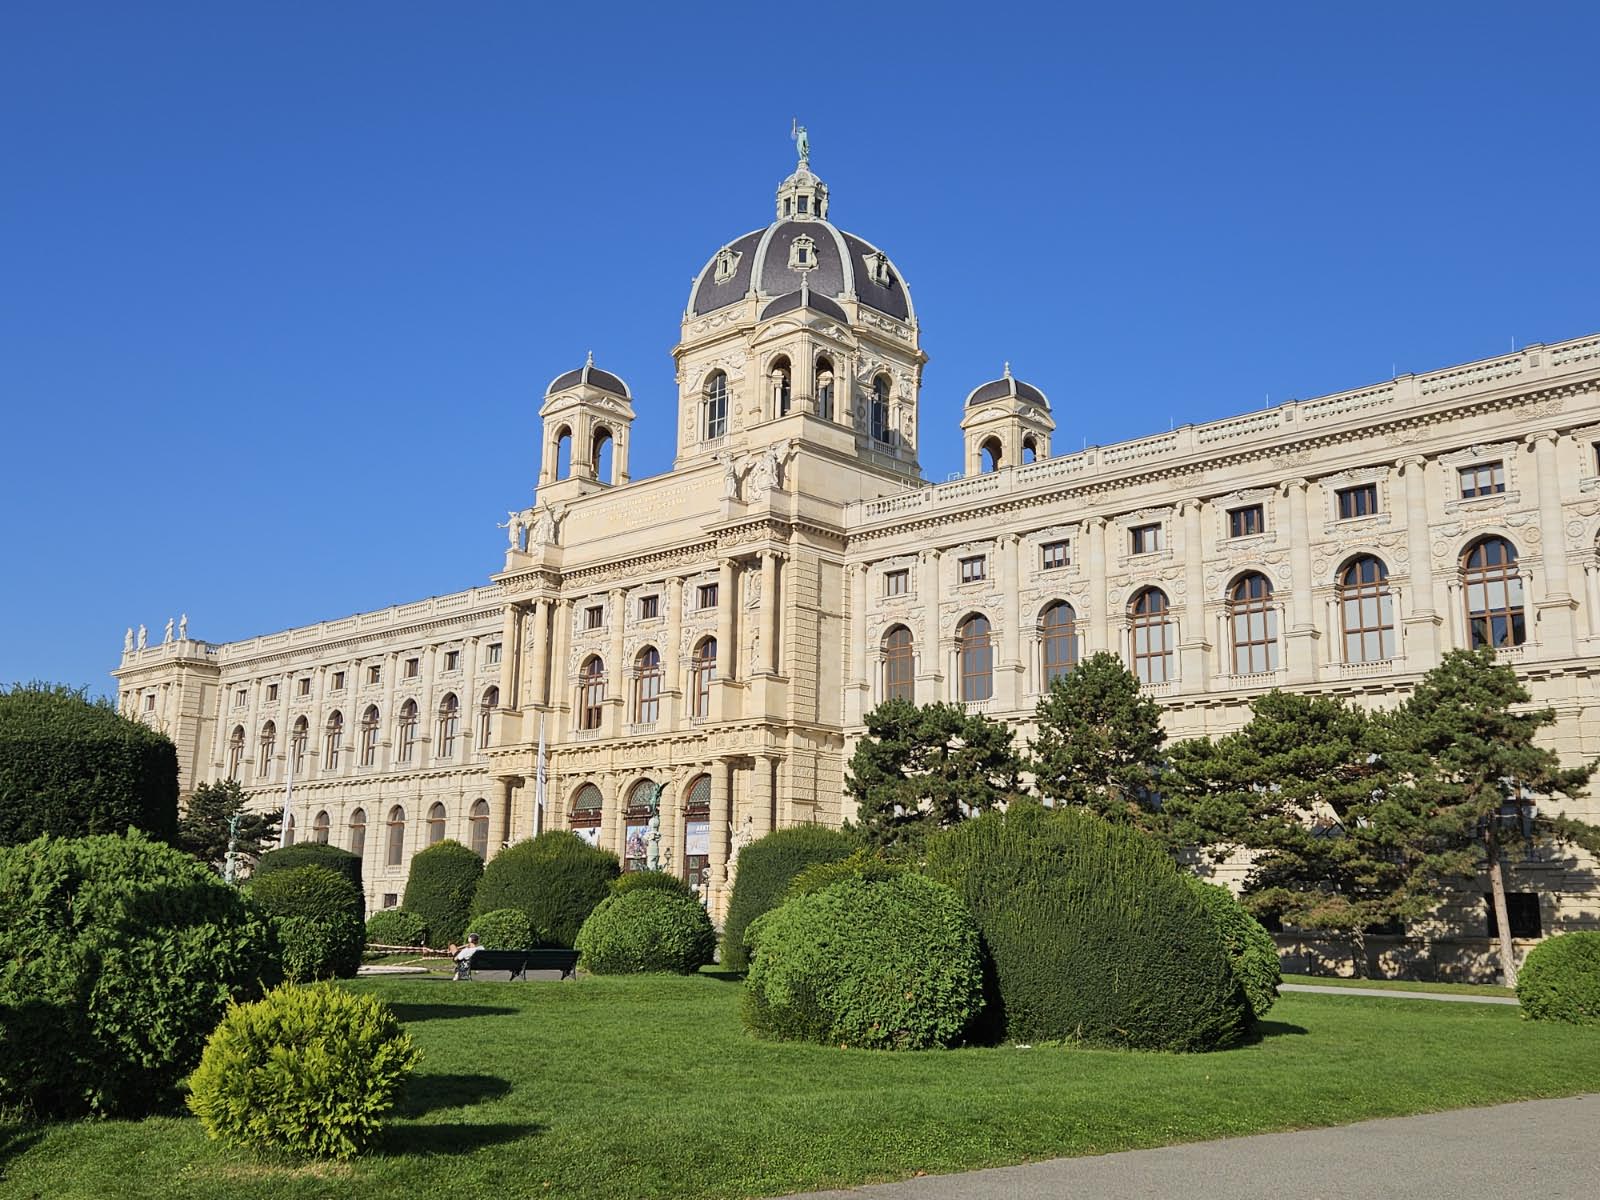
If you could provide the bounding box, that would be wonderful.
[788,234,816,271]
[866,250,892,288]
[713,247,741,285]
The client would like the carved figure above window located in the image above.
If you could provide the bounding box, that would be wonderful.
[713,246,741,284]
[788,234,816,271]
[866,250,892,288]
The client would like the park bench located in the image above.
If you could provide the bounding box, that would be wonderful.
[460,947,579,982]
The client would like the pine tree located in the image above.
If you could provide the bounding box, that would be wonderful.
[847,698,1022,854]
[176,779,282,876]
[1028,652,1168,835]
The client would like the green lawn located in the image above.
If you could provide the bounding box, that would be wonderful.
[5,974,1597,1200]
[1282,973,1515,997]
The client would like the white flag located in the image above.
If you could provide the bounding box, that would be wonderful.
[535,714,548,836]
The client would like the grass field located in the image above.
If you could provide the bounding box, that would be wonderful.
[4,973,1596,1200]
[1282,974,1515,997]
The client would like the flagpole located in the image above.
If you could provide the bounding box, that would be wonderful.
[535,714,548,837]
[278,732,296,848]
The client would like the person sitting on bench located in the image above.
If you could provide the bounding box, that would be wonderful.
[450,933,482,981]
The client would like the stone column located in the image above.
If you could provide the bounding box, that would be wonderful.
[608,588,627,732]
[1399,457,1441,668]
[525,602,549,710]
[757,551,778,674]
[1178,499,1210,689]
[379,652,398,769]
[549,599,572,728]
[666,576,685,712]
[1584,565,1600,640]
[1530,431,1578,657]
[919,549,942,699]
[496,775,517,854]
[1086,517,1109,654]
[1282,480,1320,683]
[497,603,522,711]
[712,757,736,911]
[846,563,869,722]
[753,752,778,838]
[716,558,737,681]
[999,534,1023,706]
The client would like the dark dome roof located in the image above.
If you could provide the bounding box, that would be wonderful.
[688,220,912,323]
[965,371,1049,410]
[759,289,849,323]
[545,359,630,399]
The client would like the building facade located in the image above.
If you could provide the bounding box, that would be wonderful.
[115,148,1600,958]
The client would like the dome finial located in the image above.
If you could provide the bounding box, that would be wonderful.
[790,118,810,167]
[1003,361,1012,379]
[586,349,594,368]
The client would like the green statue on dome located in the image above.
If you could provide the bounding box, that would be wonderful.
[791,119,810,166]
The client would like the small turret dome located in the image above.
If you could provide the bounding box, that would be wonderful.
[965,364,1049,410]
[545,354,630,400]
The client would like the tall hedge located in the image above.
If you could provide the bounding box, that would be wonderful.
[924,802,1249,1051]
[0,683,178,846]
[472,830,620,948]
[246,864,364,980]
[721,825,858,971]
[0,830,279,1117]
[1182,875,1281,1021]
[254,842,365,920]
[403,839,483,948]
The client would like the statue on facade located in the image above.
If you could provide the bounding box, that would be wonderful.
[178,613,188,641]
[745,445,780,501]
[532,504,562,546]
[136,624,147,650]
[163,617,174,644]
[791,120,810,166]
[730,813,754,867]
[644,781,665,872]
[498,510,523,548]
[717,451,742,501]
[123,627,134,654]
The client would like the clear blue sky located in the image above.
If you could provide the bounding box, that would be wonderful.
[3,2,1597,697]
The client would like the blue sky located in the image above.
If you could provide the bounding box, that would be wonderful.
[3,2,1597,696]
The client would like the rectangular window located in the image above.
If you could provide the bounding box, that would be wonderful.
[1130,524,1163,555]
[1459,461,1506,499]
[1228,505,1264,538]
[444,650,460,671]
[1484,892,1541,939]
[884,569,910,596]
[367,665,382,685]
[144,693,156,712]
[697,583,719,610]
[331,671,346,690]
[639,595,659,620]
[404,658,420,679]
[382,893,398,910]
[297,677,311,696]
[266,683,279,702]
[1593,442,1600,475]
[959,556,986,584]
[484,643,502,666]
[1040,541,1070,570]
[583,605,604,630]
[234,689,248,708]
[1336,484,1379,519]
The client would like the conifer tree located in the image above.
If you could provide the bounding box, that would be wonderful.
[176,779,282,876]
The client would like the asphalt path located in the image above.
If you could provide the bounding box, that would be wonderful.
[1279,982,1519,1005]
[780,1093,1600,1199]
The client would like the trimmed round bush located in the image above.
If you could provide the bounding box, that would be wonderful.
[1183,876,1281,1020]
[0,830,279,1117]
[187,982,420,1159]
[924,803,1249,1051]
[247,865,364,980]
[575,889,717,974]
[472,831,620,948]
[610,868,698,902]
[253,842,365,920]
[366,908,429,948]
[403,839,483,948]
[1518,931,1600,1025]
[722,825,858,970]
[0,683,178,846]
[781,849,906,905]
[743,873,984,1050]
[466,907,536,950]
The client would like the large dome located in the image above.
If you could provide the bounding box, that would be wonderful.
[687,163,914,324]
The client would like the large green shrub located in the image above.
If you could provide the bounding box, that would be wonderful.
[403,839,484,948]
[472,831,620,948]
[0,830,279,1117]
[246,865,364,980]
[1517,932,1600,1025]
[743,873,984,1050]
[1183,875,1281,1020]
[780,849,906,904]
[252,842,365,920]
[721,825,858,970]
[366,908,429,948]
[610,868,698,902]
[0,683,178,845]
[466,907,536,950]
[187,982,420,1159]
[924,803,1249,1051]
[576,889,716,974]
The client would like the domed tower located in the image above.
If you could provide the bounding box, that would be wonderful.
[536,355,635,501]
[960,365,1055,476]
[673,140,926,480]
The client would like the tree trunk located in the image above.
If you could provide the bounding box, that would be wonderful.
[1486,844,1518,989]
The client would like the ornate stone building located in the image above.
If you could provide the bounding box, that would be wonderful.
[115,145,1600,954]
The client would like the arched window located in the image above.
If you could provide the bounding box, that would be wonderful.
[312,809,330,845]
[704,371,728,440]
[816,356,835,421]
[1040,602,1079,685]
[1129,588,1174,685]
[572,783,603,812]
[691,637,717,718]
[386,805,406,867]
[980,437,1002,473]
[1463,537,1526,648]
[683,774,712,889]
[624,780,657,872]
[1228,573,1279,674]
[634,647,662,724]
[360,706,380,767]
[771,357,792,418]
[257,721,276,780]
[227,726,245,781]
[1022,436,1038,464]
[570,783,602,846]
[437,693,459,758]
[324,710,343,771]
[1339,556,1395,663]
[348,807,367,858]
[469,798,491,858]
[883,625,915,702]
[283,812,295,846]
[579,656,606,730]
[554,425,572,479]
[396,699,418,764]
[426,801,447,846]
[592,425,613,483]
[290,716,308,776]
[958,614,993,702]
[479,686,499,748]
[870,375,892,443]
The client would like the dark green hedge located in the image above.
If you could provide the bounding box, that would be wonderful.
[0,830,279,1117]
[1183,875,1281,1021]
[1518,931,1600,1025]
[0,684,178,846]
[575,889,717,974]
[466,908,535,950]
[253,843,365,921]
[610,869,698,902]
[924,802,1249,1051]
[403,840,483,948]
[365,908,428,948]
[721,825,858,971]
[246,864,365,980]
[472,831,620,948]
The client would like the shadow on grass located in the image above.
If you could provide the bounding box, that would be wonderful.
[697,969,745,984]
[397,1073,514,1118]
[388,1003,519,1023]
[1236,1019,1311,1047]
[376,1121,544,1157]
[0,1123,44,1181]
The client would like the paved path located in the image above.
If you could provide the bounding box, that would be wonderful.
[781,1093,1600,1199]
[1280,982,1519,1005]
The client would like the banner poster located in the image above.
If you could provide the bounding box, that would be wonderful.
[685,821,710,857]
[625,823,648,863]
[573,825,601,848]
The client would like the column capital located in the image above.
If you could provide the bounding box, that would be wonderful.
[1277,477,1310,496]
[1525,429,1562,448]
